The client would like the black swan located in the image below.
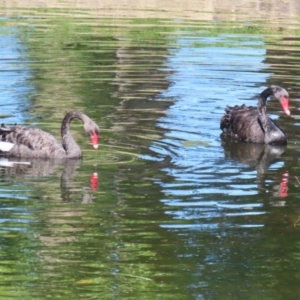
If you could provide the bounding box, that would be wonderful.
[0,110,99,159]
[220,85,290,145]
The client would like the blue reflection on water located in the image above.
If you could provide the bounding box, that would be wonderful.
[0,30,32,207]
[159,34,267,149]
[0,30,31,124]
[145,34,284,225]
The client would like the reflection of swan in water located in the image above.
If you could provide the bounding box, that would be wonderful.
[221,137,286,172]
[0,158,98,202]
[221,137,288,197]
[0,158,99,262]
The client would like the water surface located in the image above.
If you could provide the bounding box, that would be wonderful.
[0,2,300,299]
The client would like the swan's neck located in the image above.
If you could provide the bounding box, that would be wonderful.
[61,111,83,158]
[257,88,272,126]
[257,87,286,144]
[258,96,267,122]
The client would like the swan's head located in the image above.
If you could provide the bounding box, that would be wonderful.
[270,85,290,116]
[82,116,100,149]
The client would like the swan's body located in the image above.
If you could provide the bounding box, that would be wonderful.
[0,111,99,159]
[220,86,290,145]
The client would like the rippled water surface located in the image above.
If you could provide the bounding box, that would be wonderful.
[1,2,300,299]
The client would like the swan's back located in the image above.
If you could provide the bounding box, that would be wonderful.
[221,105,265,143]
[1,126,66,158]
[220,104,287,145]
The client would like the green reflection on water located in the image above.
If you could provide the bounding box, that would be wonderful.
[0,10,179,300]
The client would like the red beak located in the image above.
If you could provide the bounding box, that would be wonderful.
[281,96,290,116]
[91,131,99,149]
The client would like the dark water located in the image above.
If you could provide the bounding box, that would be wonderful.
[1,4,300,300]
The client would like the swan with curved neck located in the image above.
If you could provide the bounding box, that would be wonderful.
[0,110,99,159]
[220,85,290,145]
